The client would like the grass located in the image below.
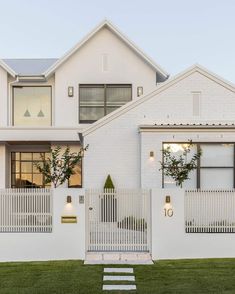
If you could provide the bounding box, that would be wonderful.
[0,259,235,293]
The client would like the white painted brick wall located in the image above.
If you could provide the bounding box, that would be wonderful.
[84,71,235,189]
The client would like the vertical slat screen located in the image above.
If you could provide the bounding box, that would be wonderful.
[86,188,150,252]
[185,190,235,233]
[0,189,52,233]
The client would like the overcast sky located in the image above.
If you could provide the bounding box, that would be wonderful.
[0,0,235,82]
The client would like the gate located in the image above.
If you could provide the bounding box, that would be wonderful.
[86,189,151,252]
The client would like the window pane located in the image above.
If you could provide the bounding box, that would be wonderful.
[163,143,197,160]
[21,153,32,160]
[13,86,51,126]
[106,85,131,107]
[80,107,104,121]
[33,174,43,187]
[21,161,32,173]
[200,144,234,167]
[11,161,20,173]
[163,143,198,188]
[164,170,197,189]
[69,163,82,187]
[80,86,105,106]
[21,174,33,187]
[106,107,119,115]
[200,168,233,189]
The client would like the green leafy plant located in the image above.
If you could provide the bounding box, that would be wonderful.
[159,141,201,188]
[104,174,115,190]
[118,216,147,231]
[35,145,88,188]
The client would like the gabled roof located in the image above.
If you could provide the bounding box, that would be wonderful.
[44,19,169,80]
[3,58,58,76]
[83,64,235,136]
[0,59,16,77]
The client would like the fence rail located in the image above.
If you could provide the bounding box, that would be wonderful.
[0,189,53,233]
[185,190,235,233]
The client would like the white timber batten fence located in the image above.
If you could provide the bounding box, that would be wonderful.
[0,189,53,233]
[86,188,151,252]
[185,190,235,233]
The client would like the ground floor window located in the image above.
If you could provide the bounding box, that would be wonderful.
[163,143,234,189]
[11,152,51,188]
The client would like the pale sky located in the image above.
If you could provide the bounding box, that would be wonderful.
[0,0,235,82]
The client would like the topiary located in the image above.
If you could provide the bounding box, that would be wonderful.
[104,174,115,190]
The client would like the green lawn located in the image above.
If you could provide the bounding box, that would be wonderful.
[0,259,235,293]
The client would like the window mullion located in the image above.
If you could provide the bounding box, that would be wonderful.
[104,84,107,115]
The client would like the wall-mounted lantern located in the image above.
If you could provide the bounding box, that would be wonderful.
[137,86,143,97]
[164,195,173,217]
[66,195,72,204]
[68,86,74,97]
[149,151,154,160]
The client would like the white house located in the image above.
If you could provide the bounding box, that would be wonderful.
[1,20,235,263]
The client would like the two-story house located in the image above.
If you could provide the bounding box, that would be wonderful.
[1,19,235,192]
[0,20,168,190]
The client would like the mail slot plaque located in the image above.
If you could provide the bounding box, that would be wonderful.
[61,216,77,223]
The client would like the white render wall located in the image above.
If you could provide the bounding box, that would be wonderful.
[0,188,85,262]
[152,188,235,260]
[84,71,235,189]
[54,27,157,126]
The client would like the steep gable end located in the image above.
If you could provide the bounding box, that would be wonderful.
[44,20,168,81]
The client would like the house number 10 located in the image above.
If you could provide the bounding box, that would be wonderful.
[164,208,173,217]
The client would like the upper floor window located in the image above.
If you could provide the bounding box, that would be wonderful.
[13,86,52,126]
[79,84,132,123]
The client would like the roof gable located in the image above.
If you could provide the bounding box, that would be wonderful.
[44,19,169,80]
[83,64,235,136]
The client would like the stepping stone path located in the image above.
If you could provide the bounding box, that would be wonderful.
[102,267,136,291]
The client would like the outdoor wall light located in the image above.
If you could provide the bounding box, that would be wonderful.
[149,151,154,159]
[67,195,72,203]
[137,86,143,97]
[165,195,171,203]
[68,86,74,97]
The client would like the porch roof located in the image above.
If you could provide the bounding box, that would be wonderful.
[0,127,84,142]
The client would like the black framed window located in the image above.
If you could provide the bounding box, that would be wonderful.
[162,143,235,189]
[11,152,51,188]
[13,86,52,126]
[79,84,132,123]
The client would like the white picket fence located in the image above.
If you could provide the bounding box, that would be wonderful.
[86,189,151,252]
[0,189,53,233]
[185,190,235,233]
